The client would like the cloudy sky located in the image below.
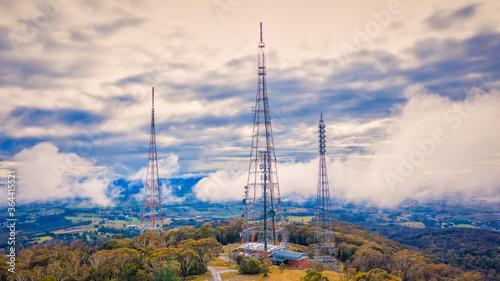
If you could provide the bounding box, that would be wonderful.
[1,0,499,207]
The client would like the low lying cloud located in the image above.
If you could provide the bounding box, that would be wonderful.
[333,85,500,206]
[193,168,247,202]
[192,158,328,203]
[129,153,183,205]
[194,86,500,207]
[11,142,112,205]
[131,180,185,206]
[160,182,185,205]
[129,153,180,181]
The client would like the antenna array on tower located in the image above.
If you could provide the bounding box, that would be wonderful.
[314,113,336,262]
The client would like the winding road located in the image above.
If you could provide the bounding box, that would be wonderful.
[207,266,238,281]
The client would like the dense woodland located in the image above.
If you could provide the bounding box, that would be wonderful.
[0,220,494,280]
[374,226,500,280]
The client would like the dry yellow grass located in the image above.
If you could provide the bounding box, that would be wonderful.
[219,265,344,281]
[209,258,230,267]
[191,273,210,281]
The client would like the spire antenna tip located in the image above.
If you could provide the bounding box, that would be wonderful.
[260,22,263,42]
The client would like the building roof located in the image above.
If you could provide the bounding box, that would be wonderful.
[272,250,308,260]
[238,242,286,252]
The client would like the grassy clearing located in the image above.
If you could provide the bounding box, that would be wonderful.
[225,266,343,281]
[101,220,129,228]
[287,208,309,213]
[30,236,54,244]
[401,222,425,228]
[37,236,53,242]
[450,224,479,229]
[209,258,230,267]
[128,217,142,225]
[54,225,94,234]
[65,216,101,223]
[221,272,239,279]
[395,216,406,222]
[287,216,314,223]
[190,273,210,281]
[27,208,65,216]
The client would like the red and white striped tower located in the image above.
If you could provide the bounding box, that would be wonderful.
[141,87,163,231]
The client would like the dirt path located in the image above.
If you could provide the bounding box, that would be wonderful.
[208,266,238,281]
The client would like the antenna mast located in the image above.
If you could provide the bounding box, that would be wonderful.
[314,113,336,262]
[241,23,288,248]
[141,87,163,231]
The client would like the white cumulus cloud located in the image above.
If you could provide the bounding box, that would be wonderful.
[11,142,112,205]
[193,86,500,207]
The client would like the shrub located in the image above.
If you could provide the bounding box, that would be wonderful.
[238,256,261,274]
[352,268,399,281]
[154,261,180,281]
[290,246,304,253]
[302,270,329,281]
[236,254,245,265]
[306,262,326,272]
[279,262,286,273]
[260,259,272,277]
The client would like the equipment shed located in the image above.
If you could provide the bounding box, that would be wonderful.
[271,250,308,268]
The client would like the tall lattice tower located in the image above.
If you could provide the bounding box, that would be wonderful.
[141,87,163,231]
[241,23,288,249]
[314,113,336,261]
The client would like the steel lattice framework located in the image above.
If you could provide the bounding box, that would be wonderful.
[141,87,163,231]
[314,113,336,262]
[242,23,286,249]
